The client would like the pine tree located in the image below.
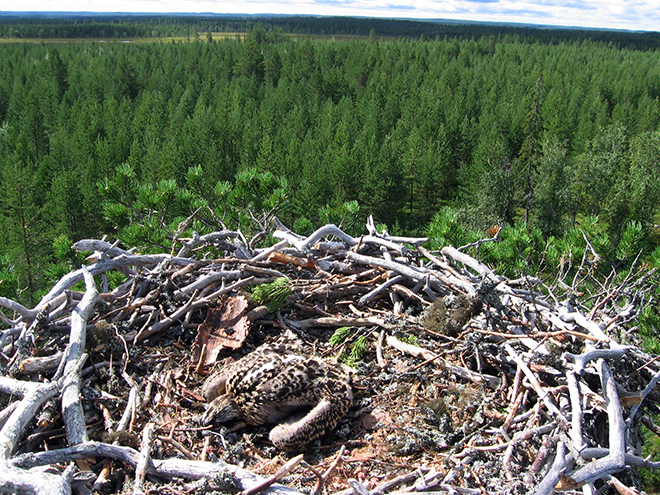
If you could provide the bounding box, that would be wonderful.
[518,72,544,225]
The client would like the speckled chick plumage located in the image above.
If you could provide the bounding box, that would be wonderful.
[200,338,353,451]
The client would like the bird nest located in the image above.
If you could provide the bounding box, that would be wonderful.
[1,220,660,495]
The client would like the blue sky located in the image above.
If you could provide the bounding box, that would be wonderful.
[3,0,659,32]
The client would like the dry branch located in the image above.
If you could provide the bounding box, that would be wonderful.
[564,359,627,486]
[61,267,99,447]
[386,335,501,389]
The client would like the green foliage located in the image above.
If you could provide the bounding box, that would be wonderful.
[573,124,630,236]
[98,164,190,250]
[349,335,369,361]
[329,327,372,367]
[616,220,645,263]
[0,158,50,304]
[98,164,289,252]
[426,207,472,250]
[479,222,547,277]
[229,168,289,233]
[2,15,660,50]
[35,235,88,298]
[399,334,418,345]
[329,326,352,346]
[340,335,369,367]
[637,307,660,355]
[477,157,517,227]
[328,327,351,346]
[638,305,660,491]
[626,131,660,228]
[530,136,573,237]
[292,217,315,236]
[0,254,19,300]
[650,246,660,270]
[517,72,545,224]
[639,450,660,493]
[44,234,86,286]
[251,277,292,312]
[3,31,660,297]
[318,201,361,237]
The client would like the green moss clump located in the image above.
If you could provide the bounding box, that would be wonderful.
[421,295,482,337]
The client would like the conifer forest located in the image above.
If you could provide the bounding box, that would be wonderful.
[0,15,660,308]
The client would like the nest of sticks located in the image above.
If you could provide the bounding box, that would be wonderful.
[2,219,660,495]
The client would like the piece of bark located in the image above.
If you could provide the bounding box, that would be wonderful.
[0,400,19,430]
[566,370,585,452]
[36,254,194,315]
[581,448,660,470]
[357,275,405,306]
[274,223,407,255]
[505,344,567,422]
[192,296,250,367]
[0,376,42,398]
[292,316,396,330]
[441,245,503,283]
[607,475,640,495]
[560,311,611,343]
[176,231,239,258]
[173,270,243,300]
[19,352,63,374]
[73,239,134,259]
[0,297,33,320]
[0,378,62,460]
[242,454,304,495]
[0,464,73,495]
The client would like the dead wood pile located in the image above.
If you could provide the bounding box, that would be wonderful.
[1,219,660,495]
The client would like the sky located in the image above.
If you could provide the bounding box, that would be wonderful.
[2,0,659,32]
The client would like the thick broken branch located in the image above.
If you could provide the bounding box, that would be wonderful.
[564,359,626,485]
[60,267,99,447]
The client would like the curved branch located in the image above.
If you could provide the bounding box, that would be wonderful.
[35,254,194,314]
[0,379,62,460]
[0,297,32,320]
[9,441,305,495]
[0,464,72,495]
[274,224,407,255]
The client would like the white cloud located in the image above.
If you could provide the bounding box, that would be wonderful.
[2,0,658,31]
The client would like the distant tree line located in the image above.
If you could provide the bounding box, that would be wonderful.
[1,22,660,304]
[1,14,660,50]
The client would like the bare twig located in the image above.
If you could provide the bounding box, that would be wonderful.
[134,422,156,494]
[241,454,304,495]
[533,440,569,495]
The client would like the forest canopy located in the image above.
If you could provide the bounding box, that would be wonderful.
[1,17,660,304]
[2,13,660,49]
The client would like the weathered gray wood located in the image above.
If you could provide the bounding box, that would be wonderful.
[60,267,99,447]
[564,359,626,485]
